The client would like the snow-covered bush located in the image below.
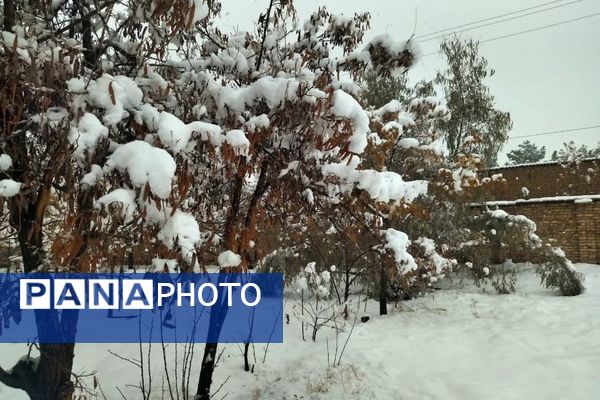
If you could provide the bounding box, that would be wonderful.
[363,85,584,298]
[458,209,584,296]
[538,248,585,297]
[293,262,341,341]
[295,262,333,300]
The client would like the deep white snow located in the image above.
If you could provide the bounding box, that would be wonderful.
[0,264,598,399]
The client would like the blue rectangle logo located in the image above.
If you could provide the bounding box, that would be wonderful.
[0,273,283,343]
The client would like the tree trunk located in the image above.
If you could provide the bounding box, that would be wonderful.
[0,260,77,400]
[195,342,218,400]
[3,0,15,31]
[0,343,76,400]
[344,266,350,302]
[79,0,95,68]
[196,162,268,399]
[195,275,232,400]
[195,294,230,399]
[243,343,250,372]
[0,190,78,399]
[379,261,387,315]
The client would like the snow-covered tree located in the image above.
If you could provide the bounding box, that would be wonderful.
[0,2,586,399]
[506,140,546,165]
[0,1,435,398]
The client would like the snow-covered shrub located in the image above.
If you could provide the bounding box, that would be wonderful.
[1,0,549,395]
[382,235,456,301]
[538,247,584,297]
[261,248,297,276]
[295,262,333,300]
[489,262,517,295]
[293,262,342,341]
[458,209,584,296]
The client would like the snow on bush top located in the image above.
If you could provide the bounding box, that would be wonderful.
[384,228,417,273]
[157,111,223,153]
[322,162,427,203]
[0,179,21,197]
[331,90,370,154]
[218,250,242,268]
[225,130,251,156]
[68,75,143,125]
[158,210,202,263]
[0,154,12,171]
[95,188,137,222]
[103,141,176,199]
[69,113,109,162]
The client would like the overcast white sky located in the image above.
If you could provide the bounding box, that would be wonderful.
[220,0,600,164]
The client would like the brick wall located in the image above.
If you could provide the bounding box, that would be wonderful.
[482,159,600,200]
[494,200,600,264]
[480,158,600,264]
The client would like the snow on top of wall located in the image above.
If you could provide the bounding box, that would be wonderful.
[476,194,600,206]
[488,157,600,171]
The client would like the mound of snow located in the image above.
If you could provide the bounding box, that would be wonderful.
[103,141,176,199]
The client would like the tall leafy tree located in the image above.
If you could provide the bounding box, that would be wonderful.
[435,37,512,167]
[361,72,411,109]
[506,140,546,165]
[361,71,434,109]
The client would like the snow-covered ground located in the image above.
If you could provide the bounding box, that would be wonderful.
[1,264,599,400]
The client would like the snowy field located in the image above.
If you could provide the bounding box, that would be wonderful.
[1,264,599,400]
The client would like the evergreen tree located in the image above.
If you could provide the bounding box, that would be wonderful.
[552,141,600,163]
[506,140,546,165]
[592,142,600,158]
